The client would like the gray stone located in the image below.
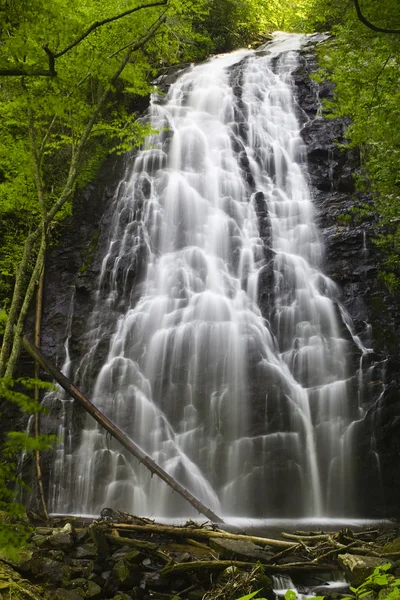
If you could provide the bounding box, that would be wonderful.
[35,558,72,586]
[48,550,66,561]
[111,546,133,561]
[50,532,74,550]
[73,543,98,559]
[338,553,390,587]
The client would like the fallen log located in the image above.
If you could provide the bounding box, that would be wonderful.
[105,533,171,562]
[110,522,295,548]
[161,559,339,577]
[21,335,224,524]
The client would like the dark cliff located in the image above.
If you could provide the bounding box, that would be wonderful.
[38,36,400,518]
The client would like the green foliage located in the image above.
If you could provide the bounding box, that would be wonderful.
[0,377,56,559]
[310,0,400,288]
[236,590,266,600]
[342,563,400,600]
[0,0,213,309]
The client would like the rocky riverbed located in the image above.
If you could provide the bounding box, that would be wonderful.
[2,512,400,600]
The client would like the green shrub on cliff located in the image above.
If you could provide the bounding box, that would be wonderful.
[309,0,400,289]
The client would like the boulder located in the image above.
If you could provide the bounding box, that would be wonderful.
[50,523,75,550]
[111,559,142,589]
[55,590,83,600]
[337,553,390,587]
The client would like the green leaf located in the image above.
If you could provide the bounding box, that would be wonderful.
[236,591,265,600]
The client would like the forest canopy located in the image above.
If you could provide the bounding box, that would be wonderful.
[0,0,399,376]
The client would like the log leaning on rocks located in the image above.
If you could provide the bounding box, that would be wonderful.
[21,335,224,524]
[110,522,295,549]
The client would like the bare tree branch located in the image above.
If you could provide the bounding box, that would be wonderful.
[53,1,168,58]
[354,0,400,33]
[107,10,167,58]
[0,1,168,77]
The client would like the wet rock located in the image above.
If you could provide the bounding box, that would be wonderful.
[338,553,389,587]
[111,546,136,561]
[55,589,83,600]
[69,559,94,578]
[141,571,170,590]
[85,581,103,598]
[32,534,47,547]
[74,543,98,559]
[68,577,102,599]
[32,557,72,586]
[50,523,75,550]
[76,528,89,544]
[143,594,180,600]
[112,559,142,589]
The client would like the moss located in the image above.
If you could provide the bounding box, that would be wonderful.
[78,231,100,275]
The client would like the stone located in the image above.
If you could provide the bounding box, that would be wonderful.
[0,547,34,571]
[337,554,390,587]
[113,594,132,600]
[50,528,74,549]
[122,550,143,564]
[68,578,102,599]
[35,527,54,535]
[55,589,83,600]
[209,538,273,562]
[75,528,89,543]
[86,581,102,598]
[31,534,47,547]
[141,572,170,590]
[143,595,181,600]
[73,543,98,559]
[111,546,134,561]
[69,559,94,578]
[48,550,66,561]
[35,558,72,586]
[112,559,142,589]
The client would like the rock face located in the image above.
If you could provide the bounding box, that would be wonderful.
[38,36,400,518]
[294,34,400,518]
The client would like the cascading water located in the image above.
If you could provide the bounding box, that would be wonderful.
[50,32,364,518]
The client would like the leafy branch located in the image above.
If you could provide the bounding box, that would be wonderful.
[0,0,169,77]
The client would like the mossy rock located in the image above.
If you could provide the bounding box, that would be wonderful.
[68,578,102,599]
[383,539,400,554]
[111,559,141,589]
[55,590,83,600]
[0,560,46,599]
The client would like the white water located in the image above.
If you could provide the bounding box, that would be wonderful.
[50,33,362,518]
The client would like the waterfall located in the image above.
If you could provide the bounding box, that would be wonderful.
[50,32,362,518]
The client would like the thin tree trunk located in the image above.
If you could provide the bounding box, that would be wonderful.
[0,234,36,378]
[21,336,224,524]
[5,236,46,379]
[0,16,167,379]
[34,265,48,520]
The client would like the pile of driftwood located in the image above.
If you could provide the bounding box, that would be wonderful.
[95,511,398,575]
[4,508,400,600]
